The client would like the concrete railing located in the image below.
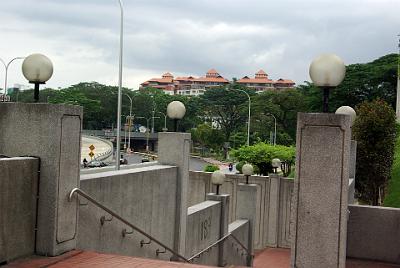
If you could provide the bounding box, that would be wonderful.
[188,171,294,249]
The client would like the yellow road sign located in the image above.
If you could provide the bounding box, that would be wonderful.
[89,144,95,151]
[88,151,95,158]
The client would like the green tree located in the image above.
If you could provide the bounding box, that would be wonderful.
[191,123,224,150]
[232,142,295,176]
[352,99,397,205]
[252,89,307,143]
[199,85,255,141]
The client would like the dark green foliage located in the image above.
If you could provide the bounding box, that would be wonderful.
[299,54,398,112]
[232,143,295,176]
[199,85,256,141]
[191,123,224,151]
[204,164,220,172]
[352,99,397,205]
[384,125,400,208]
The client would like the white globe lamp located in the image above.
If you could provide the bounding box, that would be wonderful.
[22,53,53,102]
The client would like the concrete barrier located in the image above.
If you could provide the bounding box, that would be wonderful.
[185,201,221,266]
[77,165,179,261]
[188,171,293,249]
[225,220,250,267]
[347,205,400,264]
[0,157,39,263]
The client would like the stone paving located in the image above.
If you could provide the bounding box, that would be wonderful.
[6,248,400,268]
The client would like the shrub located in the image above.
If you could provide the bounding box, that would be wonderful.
[352,99,397,205]
[204,164,220,172]
[236,161,245,173]
[232,142,295,176]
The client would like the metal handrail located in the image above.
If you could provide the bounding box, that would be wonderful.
[68,188,189,262]
[187,232,252,262]
[229,233,252,257]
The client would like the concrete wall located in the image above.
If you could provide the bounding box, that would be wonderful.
[185,201,221,266]
[347,205,400,264]
[0,157,39,263]
[188,171,293,249]
[77,165,178,261]
[0,103,82,256]
[225,220,250,267]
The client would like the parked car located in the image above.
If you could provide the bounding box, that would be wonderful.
[87,160,108,168]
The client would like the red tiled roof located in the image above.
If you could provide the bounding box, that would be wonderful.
[237,77,274,84]
[275,78,295,85]
[162,72,173,78]
[207,68,219,74]
[194,76,229,83]
[256,69,267,75]
[175,76,195,81]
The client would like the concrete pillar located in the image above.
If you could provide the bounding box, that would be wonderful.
[349,140,357,179]
[291,113,351,268]
[266,174,281,247]
[207,193,230,266]
[158,132,191,256]
[236,183,257,266]
[0,103,82,256]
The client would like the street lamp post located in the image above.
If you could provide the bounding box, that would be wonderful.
[159,111,168,131]
[266,113,277,146]
[229,88,251,146]
[124,93,133,152]
[0,56,24,101]
[309,54,346,112]
[21,53,53,102]
[136,116,158,152]
[115,0,124,170]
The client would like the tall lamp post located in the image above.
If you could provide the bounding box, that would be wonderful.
[124,93,133,152]
[21,53,53,102]
[309,54,346,112]
[0,56,24,101]
[229,88,251,146]
[266,113,277,146]
[115,0,124,170]
[159,111,168,132]
[136,116,158,152]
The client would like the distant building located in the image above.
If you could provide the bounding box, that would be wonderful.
[139,69,295,95]
[236,70,295,93]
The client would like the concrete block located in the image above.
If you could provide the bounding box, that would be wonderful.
[291,113,351,268]
[236,183,257,265]
[0,157,39,263]
[158,132,191,256]
[347,205,400,264]
[0,103,82,256]
[266,174,281,247]
[226,220,250,267]
[186,201,221,265]
[207,193,230,266]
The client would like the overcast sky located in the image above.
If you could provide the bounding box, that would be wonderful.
[0,0,399,90]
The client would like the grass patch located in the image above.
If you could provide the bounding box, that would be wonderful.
[384,130,400,207]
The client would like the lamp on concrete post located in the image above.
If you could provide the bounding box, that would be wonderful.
[21,53,53,102]
[242,163,254,184]
[271,158,281,174]
[211,170,225,195]
[309,54,346,113]
[335,106,356,126]
[167,101,186,132]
